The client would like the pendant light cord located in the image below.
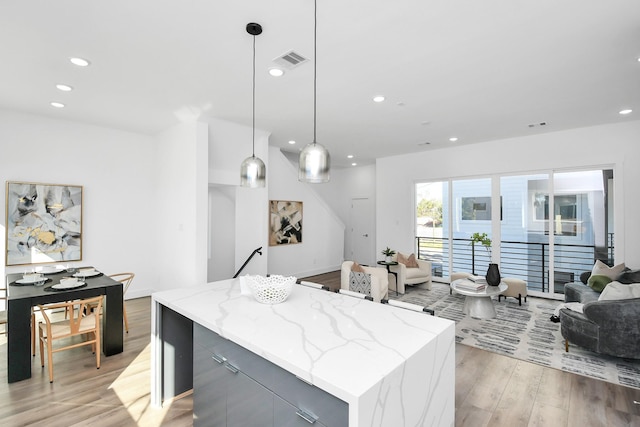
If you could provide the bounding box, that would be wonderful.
[313,0,317,145]
[252,33,256,157]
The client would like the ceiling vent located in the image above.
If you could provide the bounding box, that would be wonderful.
[273,50,308,70]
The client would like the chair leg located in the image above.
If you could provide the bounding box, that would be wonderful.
[565,339,569,353]
[123,302,129,333]
[39,328,44,368]
[47,343,54,383]
[95,331,101,370]
[517,294,522,306]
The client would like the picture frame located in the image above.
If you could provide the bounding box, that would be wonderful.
[269,200,302,246]
[5,181,83,266]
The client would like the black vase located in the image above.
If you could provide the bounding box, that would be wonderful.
[486,263,501,286]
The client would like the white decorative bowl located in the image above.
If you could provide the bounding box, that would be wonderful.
[245,275,296,304]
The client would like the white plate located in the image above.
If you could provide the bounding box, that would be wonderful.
[16,276,46,284]
[52,281,86,290]
[40,266,66,274]
[73,270,100,278]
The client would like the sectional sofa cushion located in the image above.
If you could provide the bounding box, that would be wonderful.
[617,269,640,284]
[599,282,640,301]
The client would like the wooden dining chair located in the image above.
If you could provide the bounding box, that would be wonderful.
[86,273,135,333]
[37,296,103,383]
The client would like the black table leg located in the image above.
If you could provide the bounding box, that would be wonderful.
[8,298,33,383]
[103,285,123,356]
[384,266,398,295]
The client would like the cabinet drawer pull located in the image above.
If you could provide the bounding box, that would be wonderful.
[296,410,318,424]
[211,354,227,364]
[224,363,239,374]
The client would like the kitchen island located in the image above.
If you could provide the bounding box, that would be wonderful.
[151,279,454,426]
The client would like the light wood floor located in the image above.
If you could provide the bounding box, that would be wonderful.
[0,286,638,426]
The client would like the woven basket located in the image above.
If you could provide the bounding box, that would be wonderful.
[245,275,296,304]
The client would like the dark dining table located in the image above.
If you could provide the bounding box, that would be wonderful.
[5,267,123,383]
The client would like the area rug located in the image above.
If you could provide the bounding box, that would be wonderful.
[390,282,640,390]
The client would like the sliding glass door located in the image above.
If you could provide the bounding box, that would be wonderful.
[417,167,614,297]
[500,173,550,293]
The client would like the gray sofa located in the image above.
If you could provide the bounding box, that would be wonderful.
[560,282,640,359]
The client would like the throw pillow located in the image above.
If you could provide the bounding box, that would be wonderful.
[397,252,408,265]
[406,253,419,268]
[617,269,640,284]
[349,271,372,296]
[587,274,613,292]
[397,252,419,268]
[599,282,640,301]
[351,261,365,273]
[591,259,626,280]
[580,271,591,284]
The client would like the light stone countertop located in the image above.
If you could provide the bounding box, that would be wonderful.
[153,278,455,426]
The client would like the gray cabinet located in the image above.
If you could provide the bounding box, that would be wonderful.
[193,324,347,427]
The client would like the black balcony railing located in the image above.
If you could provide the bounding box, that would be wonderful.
[416,236,614,294]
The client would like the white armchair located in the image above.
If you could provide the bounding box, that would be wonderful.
[389,252,432,294]
[340,261,389,303]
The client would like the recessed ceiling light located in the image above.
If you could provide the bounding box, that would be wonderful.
[421,121,431,126]
[288,140,296,145]
[619,109,633,115]
[373,96,385,103]
[69,57,90,67]
[347,155,354,159]
[351,163,357,166]
[449,137,458,142]
[56,84,73,92]
[50,102,65,108]
[269,68,284,77]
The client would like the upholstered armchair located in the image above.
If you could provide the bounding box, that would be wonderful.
[389,252,432,294]
[340,261,389,303]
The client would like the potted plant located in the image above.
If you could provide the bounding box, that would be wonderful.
[469,232,500,285]
[381,247,396,263]
[470,232,491,255]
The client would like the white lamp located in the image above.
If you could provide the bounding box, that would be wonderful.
[299,0,330,183]
[240,22,266,188]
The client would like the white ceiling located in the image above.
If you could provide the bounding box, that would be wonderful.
[1,1,638,167]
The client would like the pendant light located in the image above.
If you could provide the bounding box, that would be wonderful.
[298,0,330,183]
[240,22,266,188]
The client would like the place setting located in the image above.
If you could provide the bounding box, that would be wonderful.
[10,272,50,287]
[37,265,67,275]
[72,267,103,280]
[45,276,88,292]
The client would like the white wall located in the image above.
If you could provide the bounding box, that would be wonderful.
[0,109,157,298]
[152,121,209,291]
[376,121,640,267]
[267,147,345,277]
[314,165,377,264]
[207,117,269,276]
[208,185,236,281]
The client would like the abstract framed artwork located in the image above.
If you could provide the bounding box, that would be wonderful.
[5,181,83,266]
[269,200,302,246]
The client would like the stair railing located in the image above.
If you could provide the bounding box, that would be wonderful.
[233,246,263,278]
